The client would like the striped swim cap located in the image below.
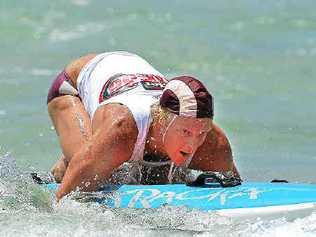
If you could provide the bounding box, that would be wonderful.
[159,76,214,118]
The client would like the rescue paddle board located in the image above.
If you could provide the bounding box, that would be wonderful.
[45,182,316,218]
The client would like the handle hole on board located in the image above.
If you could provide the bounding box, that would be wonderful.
[187,172,242,188]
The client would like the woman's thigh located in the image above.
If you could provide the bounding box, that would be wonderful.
[48,95,92,162]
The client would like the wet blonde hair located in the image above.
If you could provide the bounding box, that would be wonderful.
[151,102,176,126]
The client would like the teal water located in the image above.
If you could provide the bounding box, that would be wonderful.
[1,1,316,236]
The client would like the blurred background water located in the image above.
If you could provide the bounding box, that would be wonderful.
[1,0,316,236]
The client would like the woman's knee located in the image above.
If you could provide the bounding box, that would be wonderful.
[51,155,68,183]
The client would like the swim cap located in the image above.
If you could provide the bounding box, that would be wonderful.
[160,76,213,118]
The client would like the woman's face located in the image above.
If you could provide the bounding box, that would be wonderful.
[163,116,212,166]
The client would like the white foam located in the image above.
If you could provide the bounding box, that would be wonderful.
[49,23,106,42]
[30,68,54,76]
[0,110,6,116]
[71,0,90,6]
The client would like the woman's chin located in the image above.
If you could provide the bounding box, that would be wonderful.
[171,157,185,166]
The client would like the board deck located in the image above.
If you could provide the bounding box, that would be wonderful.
[45,182,316,217]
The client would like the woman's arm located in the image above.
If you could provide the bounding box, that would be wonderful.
[56,104,138,201]
[189,123,240,178]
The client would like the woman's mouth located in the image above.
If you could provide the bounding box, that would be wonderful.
[180,151,191,159]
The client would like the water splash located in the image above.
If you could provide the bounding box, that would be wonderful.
[1,155,316,236]
[0,153,53,212]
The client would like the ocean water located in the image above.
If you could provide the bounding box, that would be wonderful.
[1,0,316,236]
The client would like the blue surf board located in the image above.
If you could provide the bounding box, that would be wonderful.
[45,182,316,217]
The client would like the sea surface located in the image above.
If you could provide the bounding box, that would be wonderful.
[0,0,316,236]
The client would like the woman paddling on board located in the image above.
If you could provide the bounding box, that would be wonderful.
[47,51,240,200]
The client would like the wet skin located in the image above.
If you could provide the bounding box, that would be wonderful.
[48,54,240,200]
[162,116,212,166]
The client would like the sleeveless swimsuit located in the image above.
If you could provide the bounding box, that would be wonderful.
[76,51,191,184]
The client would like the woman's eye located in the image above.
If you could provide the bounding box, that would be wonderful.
[182,129,191,136]
[198,131,208,138]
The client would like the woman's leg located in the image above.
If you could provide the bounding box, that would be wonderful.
[48,95,92,182]
[50,154,67,183]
